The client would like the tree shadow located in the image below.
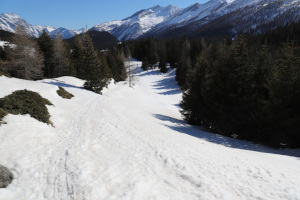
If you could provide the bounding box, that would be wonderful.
[151,71,181,95]
[152,113,300,158]
[42,81,84,89]
[138,70,162,77]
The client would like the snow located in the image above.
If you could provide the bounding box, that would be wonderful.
[91,5,181,40]
[0,41,7,48]
[0,62,300,200]
[0,13,83,39]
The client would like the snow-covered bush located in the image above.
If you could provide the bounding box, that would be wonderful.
[0,90,53,125]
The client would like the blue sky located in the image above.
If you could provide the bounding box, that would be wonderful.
[1,0,208,30]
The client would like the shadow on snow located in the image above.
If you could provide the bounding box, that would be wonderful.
[152,113,300,158]
[151,71,181,96]
[42,81,84,89]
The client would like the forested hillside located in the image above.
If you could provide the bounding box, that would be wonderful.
[118,22,300,148]
[0,26,126,93]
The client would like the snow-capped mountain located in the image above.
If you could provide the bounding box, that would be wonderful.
[0,13,84,39]
[91,0,300,40]
[142,0,300,39]
[91,5,180,41]
[1,0,300,41]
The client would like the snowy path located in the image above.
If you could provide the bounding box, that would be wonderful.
[0,64,300,200]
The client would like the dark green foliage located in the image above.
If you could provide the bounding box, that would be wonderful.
[57,87,74,99]
[0,90,53,124]
[159,53,168,73]
[70,32,124,93]
[81,32,107,93]
[106,51,126,81]
[0,108,7,122]
[37,30,54,78]
[141,58,149,71]
[71,35,84,79]
[114,22,300,148]
[180,29,300,148]
[0,30,14,42]
[0,45,9,61]
[175,55,192,88]
[264,43,300,147]
[65,30,119,51]
[180,55,210,126]
[0,69,11,78]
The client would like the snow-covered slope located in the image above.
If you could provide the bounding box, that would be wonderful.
[91,5,180,41]
[0,13,84,39]
[0,13,50,38]
[0,64,300,200]
[143,0,300,38]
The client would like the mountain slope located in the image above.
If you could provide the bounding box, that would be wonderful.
[0,13,84,39]
[0,64,299,200]
[1,0,300,41]
[142,0,300,39]
[91,5,180,41]
[65,30,119,50]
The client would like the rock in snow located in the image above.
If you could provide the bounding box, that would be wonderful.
[0,165,13,188]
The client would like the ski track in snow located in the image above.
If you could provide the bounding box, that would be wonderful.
[44,100,93,200]
[0,62,300,200]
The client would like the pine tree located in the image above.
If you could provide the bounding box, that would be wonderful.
[106,48,126,82]
[159,44,168,73]
[266,42,300,147]
[98,52,113,81]
[180,54,210,126]
[159,53,168,73]
[81,32,104,93]
[176,55,192,88]
[37,30,54,78]
[141,58,149,71]
[71,34,84,78]
[8,25,44,80]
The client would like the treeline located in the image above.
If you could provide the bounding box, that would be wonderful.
[121,22,300,148]
[0,25,126,93]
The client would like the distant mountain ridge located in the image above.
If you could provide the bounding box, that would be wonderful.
[0,13,84,39]
[90,5,181,41]
[142,0,300,39]
[1,0,300,40]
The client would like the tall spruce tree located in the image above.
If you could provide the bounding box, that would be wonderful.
[37,30,54,78]
[71,34,84,78]
[82,32,104,93]
[266,42,300,147]
[106,48,126,82]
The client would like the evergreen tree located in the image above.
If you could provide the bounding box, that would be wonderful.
[71,35,84,78]
[141,58,149,71]
[159,52,168,73]
[37,30,54,78]
[180,54,210,125]
[98,52,113,81]
[266,42,300,147]
[176,55,192,88]
[106,48,126,82]
[81,32,105,93]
